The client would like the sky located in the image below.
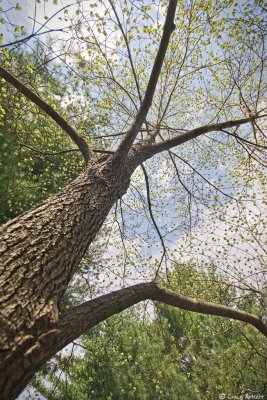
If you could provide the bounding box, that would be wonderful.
[1,2,266,397]
[1,0,266,291]
[1,0,81,47]
[1,0,266,292]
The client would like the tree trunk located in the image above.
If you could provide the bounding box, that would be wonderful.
[1,149,267,400]
[0,155,131,399]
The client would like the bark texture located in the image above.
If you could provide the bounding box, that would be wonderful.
[1,274,266,400]
[0,0,265,396]
[0,117,265,400]
[1,148,267,399]
[0,155,131,399]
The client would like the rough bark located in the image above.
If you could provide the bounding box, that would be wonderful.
[0,118,265,398]
[0,1,179,395]
[0,0,265,396]
[57,283,267,350]
[0,154,132,399]
[1,277,266,400]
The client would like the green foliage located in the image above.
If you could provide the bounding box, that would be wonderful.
[0,1,266,397]
[36,265,267,400]
[0,50,85,223]
[158,265,267,397]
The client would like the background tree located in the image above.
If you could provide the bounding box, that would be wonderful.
[0,1,266,399]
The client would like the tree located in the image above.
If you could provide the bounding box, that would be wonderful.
[35,265,267,400]
[0,1,266,399]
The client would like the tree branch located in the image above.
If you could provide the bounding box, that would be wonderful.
[221,129,267,149]
[0,66,92,164]
[140,163,167,271]
[152,284,267,337]
[0,29,67,50]
[108,0,142,104]
[19,143,81,157]
[115,0,177,159]
[140,115,264,162]
[19,143,114,157]
[50,281,267,359]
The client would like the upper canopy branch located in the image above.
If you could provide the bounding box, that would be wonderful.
[115,0,177,159]
[0,66,93,164]
[139,114,265,162]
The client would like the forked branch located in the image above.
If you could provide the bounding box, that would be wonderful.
[115,0,177,159]
[0,66,92,164]
[140,115,266,162]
